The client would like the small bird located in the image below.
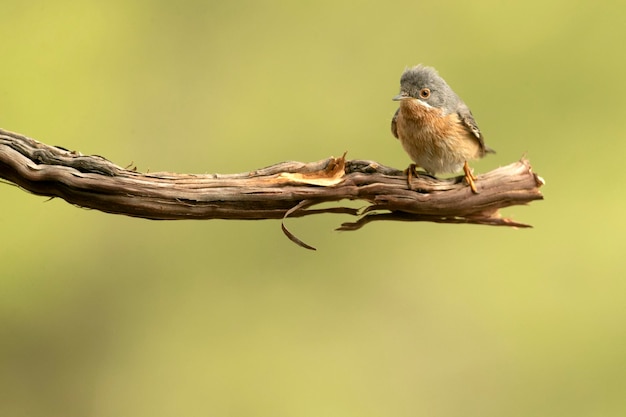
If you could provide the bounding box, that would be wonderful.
[391,64,494,193]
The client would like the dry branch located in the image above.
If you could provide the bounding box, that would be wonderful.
[0,127,544,249]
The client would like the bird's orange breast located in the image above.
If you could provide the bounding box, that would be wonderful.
[395,99,481,174]
[398,99,458,137]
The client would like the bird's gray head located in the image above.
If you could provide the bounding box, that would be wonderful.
[393,64,460,113]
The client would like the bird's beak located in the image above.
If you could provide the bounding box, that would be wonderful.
[392,93,409,101]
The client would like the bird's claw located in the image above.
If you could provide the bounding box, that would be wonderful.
[404,164,419,190]
[463,161,479,194]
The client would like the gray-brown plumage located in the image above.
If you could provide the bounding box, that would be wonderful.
[391,64,494,192]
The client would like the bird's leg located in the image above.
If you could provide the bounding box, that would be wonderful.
[404,163,419,190]
[463,161,478,194]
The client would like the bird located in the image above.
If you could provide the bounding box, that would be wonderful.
[391,64,494,193]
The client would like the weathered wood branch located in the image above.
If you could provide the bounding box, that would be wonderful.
[0,127,544,249]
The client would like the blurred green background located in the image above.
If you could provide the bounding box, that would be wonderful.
[1,1,625,416]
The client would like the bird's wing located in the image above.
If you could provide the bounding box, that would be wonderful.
[391,108,399,139]
[457,104,494,154]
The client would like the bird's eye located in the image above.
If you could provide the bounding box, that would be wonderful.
[419,88,431,99]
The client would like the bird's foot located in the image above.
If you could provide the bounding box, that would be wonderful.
[463,161,479,194]
[404,164,419,190]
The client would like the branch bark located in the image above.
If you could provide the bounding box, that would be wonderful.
[0,127,544,249]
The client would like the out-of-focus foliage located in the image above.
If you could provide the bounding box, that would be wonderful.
[1,1,625,416]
